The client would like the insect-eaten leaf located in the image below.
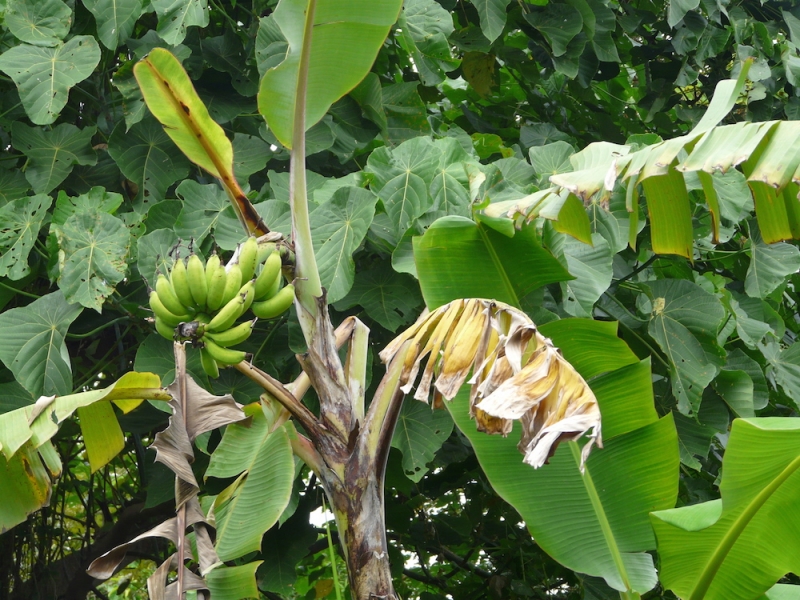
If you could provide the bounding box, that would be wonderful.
[381,298,601,468]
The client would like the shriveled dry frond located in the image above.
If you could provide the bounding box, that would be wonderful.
[381,299,602,468]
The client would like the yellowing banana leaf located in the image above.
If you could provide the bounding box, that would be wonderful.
[651,418,800,600]
[0,372,169,531]
[483,62,800,250]
[444,319,679,596]
[134,48,268,235]
[257,0,403,149]
[412,216,572,309]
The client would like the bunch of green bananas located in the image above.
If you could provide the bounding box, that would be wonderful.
[148,236,295,377]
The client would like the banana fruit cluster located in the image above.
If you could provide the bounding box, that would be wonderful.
[149,237,295,377]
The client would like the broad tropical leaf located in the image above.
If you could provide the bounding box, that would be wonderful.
[53,212,131,311]
[445,320,678,595]
[0,36,101,124]
[83,0,144,49]
[309,186,378,303]
[11,123,97,194]
[0,291,82,397]
[151,0,208,45]
[413,217,572,309]
[652,418,800,600]
[3,0,71,46]
[0,194,52,281]
[257,0,403,148]
[205,410,294,561]
[391,399,454,482]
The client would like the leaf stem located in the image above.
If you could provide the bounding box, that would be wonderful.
[289,0,324,344]
[66,316,130,339]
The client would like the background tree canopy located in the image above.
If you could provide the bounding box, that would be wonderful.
[1,0,800,598]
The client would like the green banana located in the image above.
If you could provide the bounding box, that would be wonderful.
[205,319,254,347]
[256,241,276,264]
[204,338,246,365]
[205,254,221,288]
[206,260,227,311]
[250,284,295,320]
[200,347,220,378]
[170,259,195,310]
[187,254,208,309]
[254,252,282,300]
[154,316,176,341]
[237,236,259,282]
[240,280,256,313]
[149,291,191,327]
[206,291,247,333]
[221,263,243,306]
[155,274,188,316]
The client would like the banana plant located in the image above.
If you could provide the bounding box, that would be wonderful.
[127,1,624,598]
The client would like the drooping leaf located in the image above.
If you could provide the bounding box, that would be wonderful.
[77,402,125,473]
[11,123,96,194]
[309,186,378,303]
[334,266,423,332]
[397,0,459,86]
[151,0,208,45]
[745,220,800,299]
[3,0,72,46]
[206,414,294,561]
[206,562,263,600]
[0,290,82,398]
[108,117,190,211]
[391,398,454,482]
[134,48,267,234]
[257,0,404,148]
[0,194,52,281]
[0,443,52,533]
[473,0,511,42]
[0,36,101,125]
[644,279,725,415]
[442,321,678,595]
[413,216,572,309]
[83,0,145,50]
[527,4,583,57]
[652,418,800,600]
[54,212,131,311]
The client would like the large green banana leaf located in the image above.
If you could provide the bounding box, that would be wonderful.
[651,418,800,600]
[258,0,403,149]
[445,319,679,596]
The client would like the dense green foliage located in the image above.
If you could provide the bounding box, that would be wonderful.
[2,0,800,598]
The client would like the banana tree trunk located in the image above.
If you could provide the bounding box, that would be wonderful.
[325,469,398,600]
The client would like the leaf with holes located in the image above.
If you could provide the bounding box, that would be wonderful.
[52,187,123,226]
[0,194,52,281]
[0,290,82,397]
[11,123,96,194]
[108,117,190,212]
[83,0,145,50]
[54,212,130,311]
[309,186,378,303]
[0,36,100,124]
[391,399,454,482]
[151,0,208,45]
[3,0,72,46]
